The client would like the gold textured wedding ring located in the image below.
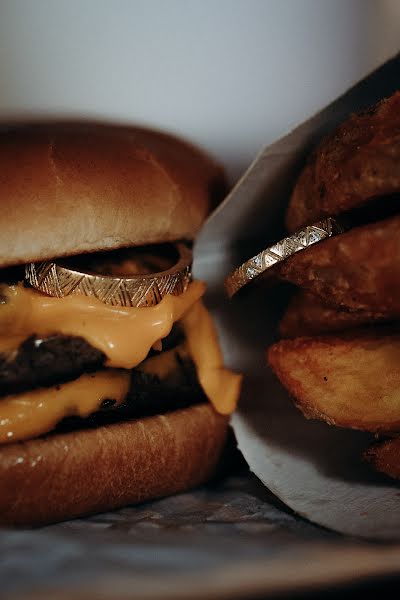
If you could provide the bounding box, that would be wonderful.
[25,243,192,307]
[225,217,345,298]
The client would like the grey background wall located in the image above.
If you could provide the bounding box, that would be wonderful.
[0,0,399,180]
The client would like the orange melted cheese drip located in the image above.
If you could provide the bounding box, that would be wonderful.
[0,281,242,443]
[0,370,131,444]
[181,301,242,415]
[0,282,206,369]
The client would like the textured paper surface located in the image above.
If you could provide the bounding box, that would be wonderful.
[3,474,400,599]
[195,54,400,541]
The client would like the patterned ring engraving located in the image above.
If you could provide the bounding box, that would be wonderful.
[225,217,345,298]
[25,243,193,307]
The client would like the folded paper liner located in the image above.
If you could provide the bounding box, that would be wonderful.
[195,53,400,541]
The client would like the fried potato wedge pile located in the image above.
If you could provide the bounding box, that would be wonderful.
[268,332,400,433]
[285,92,400,232]
[266,92,400,480]
[279,290,381,338]
[364,438,400,480]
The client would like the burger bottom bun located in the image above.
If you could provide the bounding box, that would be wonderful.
[0,403,228,527]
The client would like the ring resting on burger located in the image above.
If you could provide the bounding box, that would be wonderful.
[0,122,242,526]
[25,242,193,308]
[0,253,242,443]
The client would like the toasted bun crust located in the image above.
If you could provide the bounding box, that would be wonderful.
[0,403,228,526]
[0,123,227,267]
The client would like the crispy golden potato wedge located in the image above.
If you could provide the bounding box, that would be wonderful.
[285,92,400,232]
[279,290,382,338]
[364,438,400,480]
[279,215,400,318]
[268,331,400,433]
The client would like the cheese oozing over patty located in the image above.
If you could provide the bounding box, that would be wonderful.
[0,370,130,444]
[0,281,206,369]
[0,281,242,443]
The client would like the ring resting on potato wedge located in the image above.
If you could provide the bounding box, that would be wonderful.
[227,91,400,482]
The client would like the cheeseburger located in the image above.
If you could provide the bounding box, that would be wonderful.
[0,123,241,526]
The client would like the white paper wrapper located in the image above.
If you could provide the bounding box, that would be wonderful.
[195,54,400,540]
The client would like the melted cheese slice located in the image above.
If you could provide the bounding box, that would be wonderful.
[0,282,206,369]
[0,281,242,443]
[0,370,130,444]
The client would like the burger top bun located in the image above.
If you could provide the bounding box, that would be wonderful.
[0,403,228,527]
[0,123,227,267]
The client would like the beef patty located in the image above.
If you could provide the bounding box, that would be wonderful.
[0,323,185,397]
[0,335,105,397]
[0,332,206,432]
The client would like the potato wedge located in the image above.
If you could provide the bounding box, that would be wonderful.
[285,92,400,232]
[279,290,381,338]
[268,332,400,433]
[364,438,400,480]
[279,215,400,318]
